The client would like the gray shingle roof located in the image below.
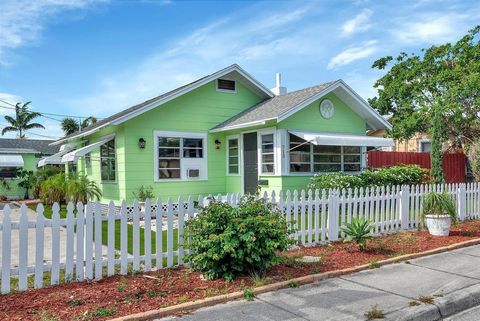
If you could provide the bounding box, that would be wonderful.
[0,138,60,155]
[212,81,337,130]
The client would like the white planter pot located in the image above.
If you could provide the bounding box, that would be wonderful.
[424,215,452,236]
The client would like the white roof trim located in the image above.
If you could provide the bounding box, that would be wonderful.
[50,122,111,146]
[53,65,274,145]
[289,130,394,147]
[61,134,114,163]
[110,64,273,126]
[0,154,24,167]
[278,80,391,131]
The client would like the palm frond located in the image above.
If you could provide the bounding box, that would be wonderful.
[1,126,18,135]
[24,123,45,130]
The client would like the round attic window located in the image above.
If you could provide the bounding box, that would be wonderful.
[319,99,334,119]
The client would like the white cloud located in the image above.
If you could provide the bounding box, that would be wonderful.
[68,3,330,116]
[0,0,104,66]
[393,14,468,44]
[341,9,373,37]
[327,40,378,69]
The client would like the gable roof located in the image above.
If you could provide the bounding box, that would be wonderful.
[0,138,60,155]
[211,79,392,132]
[52,64,274,145]
[211,81,337,131]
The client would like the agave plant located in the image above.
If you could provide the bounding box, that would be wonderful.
[66,174,102,204]
[341,217,374,251]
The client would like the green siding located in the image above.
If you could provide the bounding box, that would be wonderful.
[278,93,366,134]
[0,153,39,199]
[78,80,263,203]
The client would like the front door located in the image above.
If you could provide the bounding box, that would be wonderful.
[243,132,258,194]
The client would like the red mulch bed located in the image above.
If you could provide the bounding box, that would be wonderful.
[2,220,480,321]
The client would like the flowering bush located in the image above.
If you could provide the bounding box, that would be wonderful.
[308,165,428,191]
[186,195,293,281]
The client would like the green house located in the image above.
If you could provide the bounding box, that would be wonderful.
[44,65,393,204]
[0,138,60,199]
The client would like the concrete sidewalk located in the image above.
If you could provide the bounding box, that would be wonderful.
[158,245,480,321]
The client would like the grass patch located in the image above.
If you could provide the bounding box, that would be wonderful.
[417,295,434,304]
[408,300,421,306]
[288,280,299,288]
[243,288,255,301]
[364,304,385,319]
[369,259,380,269]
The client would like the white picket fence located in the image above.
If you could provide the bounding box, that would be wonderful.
[1,182,479,294]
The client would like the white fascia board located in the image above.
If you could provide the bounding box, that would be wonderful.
[337,80,392,130]
[49,122,111,145]
[111,65,274,126]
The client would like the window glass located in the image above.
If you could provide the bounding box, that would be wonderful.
[100,139,116,181]
[227,138,239,174]
[261,134,274,174]
[183,138,203,158]
[289,135,363,174]
[157,135,205,179]
[0,167,19,178]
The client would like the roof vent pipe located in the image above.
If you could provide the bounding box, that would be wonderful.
[271,72,287,96]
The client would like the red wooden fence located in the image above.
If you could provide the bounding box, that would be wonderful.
[367,151,466,183]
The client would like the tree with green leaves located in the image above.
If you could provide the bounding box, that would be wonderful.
[16,169,36,199]
[369,26,480,180]
[1,102,45,138]
[61,116,97,136]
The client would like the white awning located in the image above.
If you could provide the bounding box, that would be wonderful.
[38,142,83,167]
[0,154,24,167]
[61,134,114,163]
[289,131,394,147]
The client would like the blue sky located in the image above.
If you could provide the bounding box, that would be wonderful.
[0,0,479,139]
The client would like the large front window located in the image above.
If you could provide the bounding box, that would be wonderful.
[156,133,205,180]
[100,139,116,181]
[289,134,362,173]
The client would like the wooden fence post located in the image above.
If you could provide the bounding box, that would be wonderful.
[328,190,339,241]
[400,185,410,229]
[457,184,466,221]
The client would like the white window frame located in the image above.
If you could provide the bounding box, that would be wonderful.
[153,131,207,182]
[226,134,241,176]
[216,78,237,94]
[418,139,431,152]
[257,128,277,176]
[287,134,363,175]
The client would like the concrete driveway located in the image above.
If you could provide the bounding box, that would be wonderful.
[0,204,107,268]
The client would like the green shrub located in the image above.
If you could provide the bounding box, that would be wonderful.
[33,167,63,198]
[133,185,155,202]
[341,217,374,251]
[186,195,294,281]
[307,165,428,191]
[360,165,427,187]
[307,173,363,191]
[66,174,102,204]
[40,173,67,205]
[422,192,456,223]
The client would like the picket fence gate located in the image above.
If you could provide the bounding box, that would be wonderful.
[1,182,479,294]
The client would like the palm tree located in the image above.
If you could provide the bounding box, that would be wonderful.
[61,116,98,136]
[1,102,45,138]
[61,117,80,136]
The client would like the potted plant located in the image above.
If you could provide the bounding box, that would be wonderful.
[422,192,456,236]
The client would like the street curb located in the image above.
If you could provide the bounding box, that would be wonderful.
[388,283,480,320]
[111,238,480,321]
